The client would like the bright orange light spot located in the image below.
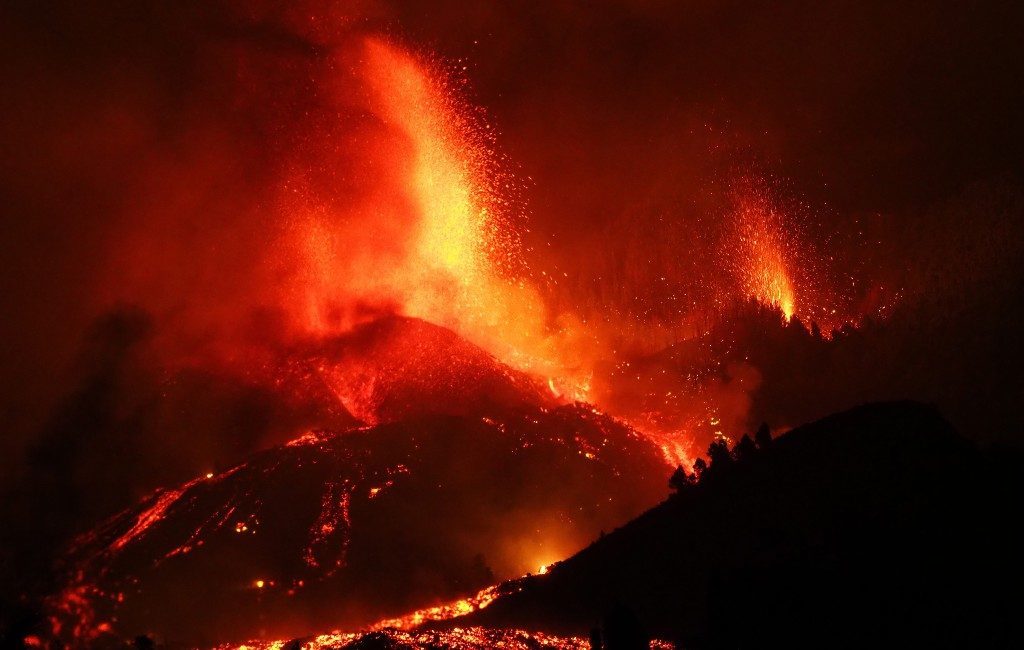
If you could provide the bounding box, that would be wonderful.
[254,579,264,589]
[368,583,508,631]
[294,37,597,410]
[729,180,797,320]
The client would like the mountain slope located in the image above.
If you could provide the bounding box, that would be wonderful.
[286,315,558,424]
[45,406,667,647]
[455,401,1024,648]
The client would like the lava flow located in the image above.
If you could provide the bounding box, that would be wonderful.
[42,321,669,645]
[220,628,675,650]
[218,578,672,649]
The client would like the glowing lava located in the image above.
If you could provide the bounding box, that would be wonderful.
[220,627,675,650]
[294,38,576,384]
[43,397,669,647]
[217,576,676,649]
[728,180,798,320]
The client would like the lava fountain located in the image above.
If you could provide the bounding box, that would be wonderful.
[727,179,798,321]
[294,37,586,392]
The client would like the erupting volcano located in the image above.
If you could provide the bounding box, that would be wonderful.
[48,404,667,645]
[27,33,844,645]
[3,2,1023,649]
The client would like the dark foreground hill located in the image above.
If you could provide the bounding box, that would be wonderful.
[454,401,1024,648]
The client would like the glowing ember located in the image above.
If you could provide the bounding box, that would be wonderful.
[369,583,509,631]
[728,180,797,320]
[218,576,672,650]
[109,478,200,552]
[219,627,675,650]
[304,481,352,570]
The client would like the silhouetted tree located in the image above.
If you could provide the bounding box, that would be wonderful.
[669,465,693,493]
[133,636,155,650]
[692,457,708,481]
[733,434,756,462]
[708,438,731,469]
[589,626,603,650]
[755,422,773,449]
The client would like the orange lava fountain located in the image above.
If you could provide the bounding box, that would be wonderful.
[280,38,866,470]
[291,37,594,403]
[728,181,798,320]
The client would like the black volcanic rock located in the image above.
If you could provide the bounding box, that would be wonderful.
[46,404,668,647]
[457,402,1024,648]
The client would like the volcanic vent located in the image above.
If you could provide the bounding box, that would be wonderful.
[288,316,558,424]
[46,317,669,647]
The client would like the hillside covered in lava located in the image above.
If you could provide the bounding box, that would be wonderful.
[40,318,669,647]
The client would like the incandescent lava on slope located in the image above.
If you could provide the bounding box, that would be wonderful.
[284,316,557,425]
[45,319,668,647]
[216,627,675,650]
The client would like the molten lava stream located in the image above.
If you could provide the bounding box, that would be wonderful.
[218,575,676,649]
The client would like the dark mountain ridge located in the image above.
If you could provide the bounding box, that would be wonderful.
[455,401,1024,648]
